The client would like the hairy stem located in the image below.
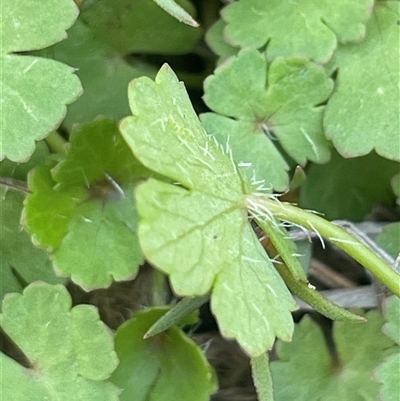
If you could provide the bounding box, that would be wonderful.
[247,195,400,297]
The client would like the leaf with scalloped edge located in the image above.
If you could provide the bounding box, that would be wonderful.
[271,311,398,400]
[201,49,333,191]
[120,64,297,356]
[0,282,120,400]
[222,0,373,63]
[1,0,82,162]
[0,144,65,301]
[23,119,148,289]
[324,1,400,161]
[110,307,216,401]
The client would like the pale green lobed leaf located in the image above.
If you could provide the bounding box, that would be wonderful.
[324,1,400,161]
[202,49,332,190]
[222,0,373,63]
[1,0,82,162]
[0,282,119,400]
[23,119,146,289]
[271,311,398,400]
[120,65,297,356]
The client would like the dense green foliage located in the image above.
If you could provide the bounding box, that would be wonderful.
[1,1,399,400]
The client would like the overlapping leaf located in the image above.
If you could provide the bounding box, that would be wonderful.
[80,0,201,55]
[271,312,398,400]
[324,1,400,161]
[110,307,216,401]
[23,119,147,289]
[222,0,373,63]
[1,0,82,161]
[52,19,157,130]
[0,144,64,301]
[0,282,120,400]
[201,49,333,191]
[120,65,297,356]
[299,150,399,220]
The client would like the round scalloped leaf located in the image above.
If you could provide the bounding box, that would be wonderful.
[324,1,400,161]
[0,144,65,301]
[23,119,146,289]
[222,0,373,63]
[80,0,201,55]
[0,282,119,400]
[271,312,398,400]
[202,49,332,190]
[120,64,297,356]
[299,150,399,221]
[110,307,217,401]
[51,19,158,130]
[1,0,82,162]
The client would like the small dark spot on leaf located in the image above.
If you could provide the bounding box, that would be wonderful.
[212,235,218,240]
[88,175,124,201]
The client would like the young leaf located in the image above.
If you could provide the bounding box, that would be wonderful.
[271,312,398,400]
[324,1,400,161]
[201,49,333,191]
[23,119,147,289]
[80,0,201,55]
[222,0,373,63]
[0,144,65,301]
[300,150,400,220]
[376,222,400,262]
[1,0,82,162]
[51,19,158,130]
[120,64,297,356]
[110,307,217,401]
[0,282,120,400]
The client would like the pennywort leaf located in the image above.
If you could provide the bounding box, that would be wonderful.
[120,64,297,356]
[1,0,82,161]
[0,282,120,400]
[23,119,147,289]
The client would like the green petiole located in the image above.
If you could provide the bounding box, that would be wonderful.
[247,194,400,297]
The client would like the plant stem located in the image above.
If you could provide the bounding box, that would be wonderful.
[247,195,400,297]
[251,353,274,401]
[151,269,169,306]
[45,131,67,156]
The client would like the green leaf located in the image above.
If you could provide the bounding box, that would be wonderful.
[52,19,157,130]
[24,119,146,289]
[222,0,373,63]
[374,296,400,401]
[1,0,82,162]
[299,150,400,221]
[271,312,398,400]
[120,64,297,356]
[152,0,199,27]
[376,223,400,262]
[202,49,333,191]
[205,19,239,64]
[0,282,120,400]
[324,1,400,161]
[110,307,217,401]
[0,144,65,301]
[80,0,201,55]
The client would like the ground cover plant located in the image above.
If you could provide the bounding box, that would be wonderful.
[1,0,399,400]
